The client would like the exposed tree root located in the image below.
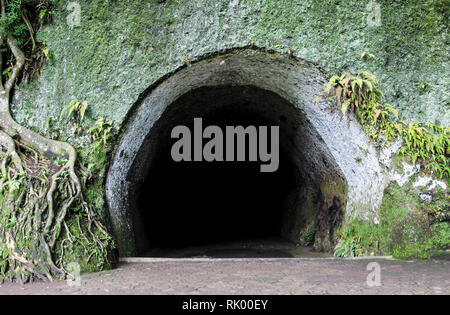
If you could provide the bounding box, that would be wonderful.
[0,115,112,281]
[0,21,112,282]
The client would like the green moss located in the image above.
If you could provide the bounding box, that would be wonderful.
[0,111,117,281]
[335,182,450,259]
[5,0,447,267]
[55,214,114,274]
[391,153,406,174]
[53,117,118,273]
[318,70,449,179]
[431,222,450,249]
[298,220,316,247]
[11,0,448,129]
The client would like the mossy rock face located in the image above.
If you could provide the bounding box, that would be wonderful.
[5,0,448,262]
[334,176,450,259]
[383,180,450,259]
[11,0,449,129]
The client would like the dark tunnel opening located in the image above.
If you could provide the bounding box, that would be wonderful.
[138,115,297,249]
[130,85,335,257]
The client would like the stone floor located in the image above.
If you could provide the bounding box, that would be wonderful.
[1,257,448,295]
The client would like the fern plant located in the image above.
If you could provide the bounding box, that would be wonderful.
[315,72,386,119]
[88,116,115,145]
[60,100,88,122]
[316,72,449,179]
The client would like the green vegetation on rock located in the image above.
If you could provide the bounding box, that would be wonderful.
[334,182,449,259]
[0,101,117,282]
[1,0,448,279]
[316,70,449,259]
[13,0,449,128]
[316,71,449,179]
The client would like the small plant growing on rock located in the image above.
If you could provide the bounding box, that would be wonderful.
[361,52,375,62]
[60,100,88,123]
[315,72,450,179]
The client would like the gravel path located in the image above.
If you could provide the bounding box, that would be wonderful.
[0,258,448,295]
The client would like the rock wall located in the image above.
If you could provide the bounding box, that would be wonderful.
[12,0,449,128]
[7,0,448,255]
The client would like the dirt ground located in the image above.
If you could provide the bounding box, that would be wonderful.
[0,256,448,295]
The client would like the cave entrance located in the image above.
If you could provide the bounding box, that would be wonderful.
[106,49,368,257]
[136,86,302,257]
